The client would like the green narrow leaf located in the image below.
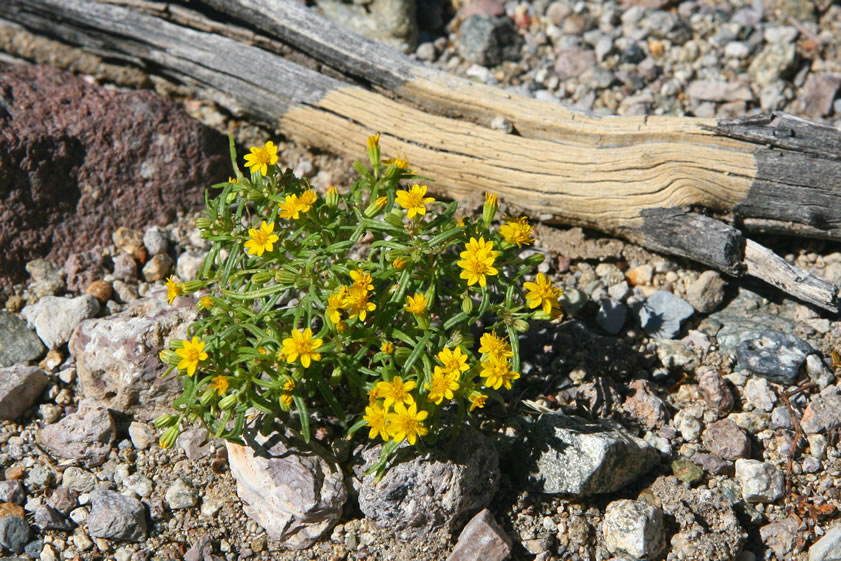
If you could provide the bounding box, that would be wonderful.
[443,312,469,330]
[506,325,520,373]
[293,395,311,443]
[403,330,432,375]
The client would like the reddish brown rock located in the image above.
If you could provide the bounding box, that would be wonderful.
[0,62,229,290]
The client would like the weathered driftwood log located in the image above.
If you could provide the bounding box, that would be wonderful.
[4,0,841,311]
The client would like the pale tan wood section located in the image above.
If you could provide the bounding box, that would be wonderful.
[283,86,757,233]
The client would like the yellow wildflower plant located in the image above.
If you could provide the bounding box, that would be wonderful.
[386,401,429,445]
[175,337,208,376]
[395,184,435,219]
[158,134,558,479]
[500,216,535,247]
[457,237,499,287]
[404,293,427,315]
[165,276,183,305]
[436,346,470,376]
[426,368,460,405]
[244,221,279,257]
[244,140,278,176]
[281,327,323,368]
[208,375,229,396]
[375,375,416,410]
[523,272,563,315]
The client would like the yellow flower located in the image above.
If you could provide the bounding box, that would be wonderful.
[478,332,513,359]
[176,337,208,376]
[209,375,229,396]
[326,287,349,325]
[457,237,499,287]
[336,321,347,332]
[228,176,238,184]
[404,293,427,315]
[363,403,389,441]
[386,401,429,445]
[384,152,411,171]
[343,285,376,322]
[367,133,380,151]
[393,257,407,270]
[500,216,535,247]
[375,375,416,410]
[480,355,520,390]
[395,184,435,219]
[425,367,460,405]
[367,386,381,404]
[283,379,296,392]
[350,269,374,292]
[436,346,470,376]
[278,194,305,220]
[523,273,563,315]
[244,221,279,257]
[280,393,293,408]
[198,296,213,310]
[325,185,339,208]
[469,393,488,411]
[165,276,182,305]
[244,140,279,176]
[298,189,318,212]
[281,327,323,368]
[381,341,395,355]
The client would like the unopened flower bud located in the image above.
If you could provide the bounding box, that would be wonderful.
[153,413,178,429]
[524,253,545,267]
[513,318,530,332]
[219,392,239,410]
[180,280,206,294]
[385,210,404,228]
[325,185,339,208]
[367,133,381,167]
[392,257,407,270]
[274,270,298,285]
[252,271,274,285]
[158,350,180,366]
[199,387,216,407]
[363,196,388,218]
[461,294,474,314]
[159,426,179,449]
[482,192,498,228]
[194,217,212,230]
[393,347,412,366]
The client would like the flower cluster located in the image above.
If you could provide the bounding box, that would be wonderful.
[157,135,564,475]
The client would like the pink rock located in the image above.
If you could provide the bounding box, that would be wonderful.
[460,0,505,18]
[0,63,229,290]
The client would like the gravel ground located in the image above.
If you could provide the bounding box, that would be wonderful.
[2,1,841,560]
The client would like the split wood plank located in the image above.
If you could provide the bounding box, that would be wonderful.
[3,0,840,311]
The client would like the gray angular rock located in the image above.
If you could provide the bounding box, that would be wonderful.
[38,399,116,467]
[227,431,347,549]
[24,258,66,300]
[142,226,168,256]
[111,254,138,282]
[696,366,734,418]
[0,366,49,421]
[749,42,797,88]
[735,459,784,503]
[524,412,658,495]
[686,271,727,313]
[809,524,841,561]
[457,15,522,67]
[175,251,207,282]
[316,0,418,52]
[602,499,666,559]
[650,476,746,561]
[69,292,197,418]
[0,516,30,554]
[447,509,511,561]
[702,419,750,461]
[800,386,841,435]
[177,427,211,461]
[165,478,198,510]
[634,290,694,339]
[87,489,148,542]
[744,377,776,412]
[21,294,100,349]
[554,48,597,80]
[761,516,799,559]
[61,467,98,493]
[0,311,46,368]
[0,481,25,505]
[735,328,813,383]
[685,80,753,103]
[354,427,499,534]
[33,504,74,531]
[184,534,214,561]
